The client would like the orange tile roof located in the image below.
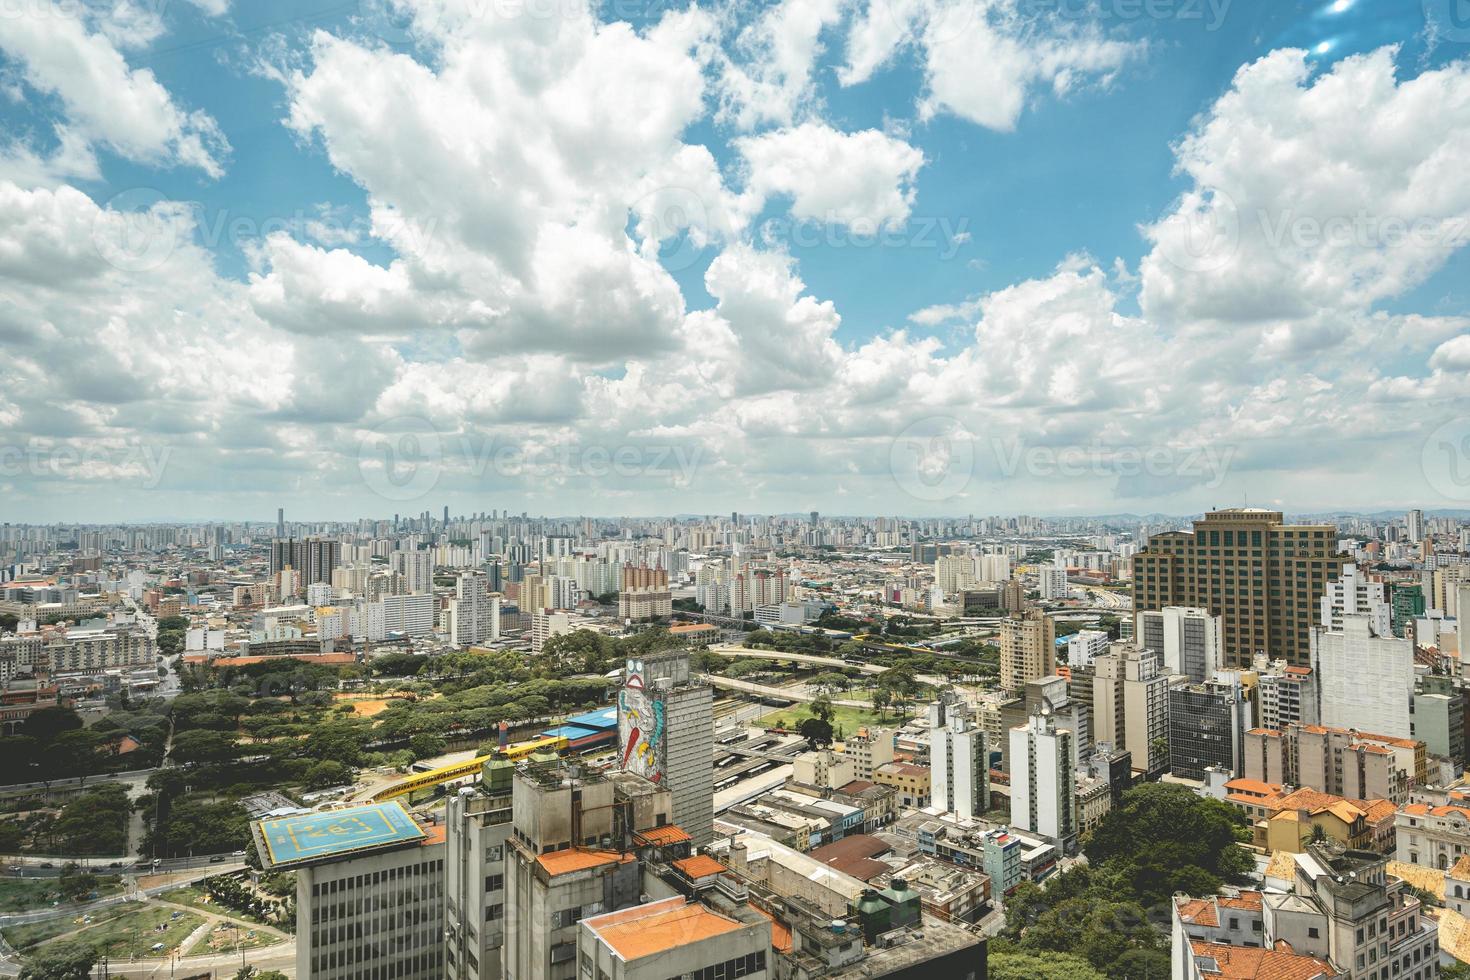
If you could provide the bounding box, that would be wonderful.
[1188,940,1337,979]
[537,847,630,876]
[1226,778,1283,796]
[747,902,795,953]
[673,855,728,879]
[634,825,693,847]
[1176,898,1218,927]
[1218,892,1264,912]
[590,900,746,960]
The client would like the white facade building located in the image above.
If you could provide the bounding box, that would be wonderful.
[1313,613,1414,739]
[1009,708,1077,854]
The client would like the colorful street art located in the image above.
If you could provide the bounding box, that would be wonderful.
[618,658,665,783]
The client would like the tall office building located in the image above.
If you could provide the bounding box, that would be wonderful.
[928,695,990,822]
[1009,707,1077,854]
[999,606,1055,693]
[617,650,714,846]
[276,507,284,539]
[253,801,446,980]
[1167,676,1251,780]
[1136,606,1221,682]
[1313,612,1414,739]
[1132,508,1347,666]
[1407,508,1425,543]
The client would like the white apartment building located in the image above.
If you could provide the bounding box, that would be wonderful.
[1137,606,1221,682]
[531,610,572,654]
[1313,613,1414,740]
[928,697,989,821]
[1321,562,1392,635]
[1066,630,1110,669]
[450,571,498,647]
[1008,708,1077,854]
[1038,567,1069,601]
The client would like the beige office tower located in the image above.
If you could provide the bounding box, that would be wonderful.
[1131,508,1347,667]
[999,606,1056,693]
[445,761,515,980]
[617,650,714,846]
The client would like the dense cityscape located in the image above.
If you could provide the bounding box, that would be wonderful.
[0,508,1463,979]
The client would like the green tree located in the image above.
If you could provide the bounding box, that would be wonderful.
[408,733,447,760]
[810,694,835,725]
[798,717,834,748]
[19,941,98,980]
[21,706,82,741]
[987,947,1105,980]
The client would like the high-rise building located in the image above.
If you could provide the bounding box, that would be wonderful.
[928,695,989,821]
[1320,562,1392,634]
[1038,566,1068,600]
[1243,723,1421,803]
[449,570,497,647]
[1008,707,1077,854]
[1136,606,1221,682]
[1132,509,1347,666]
[252,801,446,980]
[999,607,1055,693]
[1065,629,1109,669]
[270,536,341,585]
[617,649,714,846]
[444,764,514,980]
[1167,676,1251,781]
[1251,655,1319,731]
[276,506,284,539]
[1092,643,1170,778]
[1313,612,1414,739]
[1407,508,1425,543]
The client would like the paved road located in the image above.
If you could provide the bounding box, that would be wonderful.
[706,644,885,675]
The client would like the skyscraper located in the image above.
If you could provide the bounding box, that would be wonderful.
[1313,612,1414,739]
[1131,508,1347,667]
[617,650,713,846]
[1407,508,1425,544]
[449,570,497,647]
[269,536,340,585]
[276,506,284,539]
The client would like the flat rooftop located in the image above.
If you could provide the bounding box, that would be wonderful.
[255,801,427,869]
[584,897,747,960]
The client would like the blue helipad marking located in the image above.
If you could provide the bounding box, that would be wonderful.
[259,802,424,866]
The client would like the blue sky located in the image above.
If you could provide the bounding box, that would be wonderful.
[0,0,1469,520]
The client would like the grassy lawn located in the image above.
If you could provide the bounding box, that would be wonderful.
[159,884,272,926]
[0,876,124,914]
[2,903,133,951]
[184,920,283,957]
[69,905,205,959]
[757,702,905,735]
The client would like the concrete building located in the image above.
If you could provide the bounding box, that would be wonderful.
[530,610,572,654]
[1092,642,1170,777]
[840,727,894,780]
[1395,797,1470,871]
[928,695,990,821]
[617,650,714,846]
[1065,629,1109,669]
[1413,673,1466,767]
[1174,845,1437,980]
[577,897,771,980]
[1038,566,1068,600]
[1168,676,1251,781]
[445,766,515,980]
[450,570,498,648]
[1314,613,1414,740]
[1137,606,1221,682]
[1008,707,1077,854]
[252,801,446,980]
[502,766,675,980]
[1322,563,1393,635]
[1252,656,1319,731]
[1244,723,1422,805]
[998,606,1055,693]
[1132,509,1347,667]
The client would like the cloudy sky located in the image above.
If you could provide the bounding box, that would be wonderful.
[1,0,1469,522]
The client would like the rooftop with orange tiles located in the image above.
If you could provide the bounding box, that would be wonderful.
[584,898,748,960]
[1189,939,1338,979]
[634,824,693,847]
[673,854,729,879]
[536,847,633,877]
